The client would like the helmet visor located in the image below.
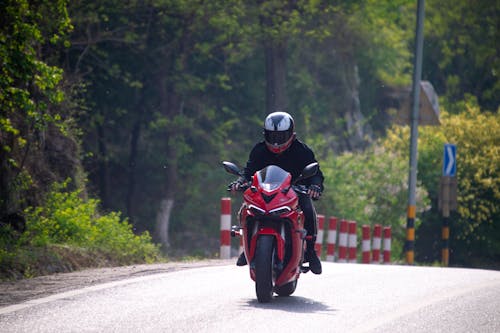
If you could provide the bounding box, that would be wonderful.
[264,130,291,146]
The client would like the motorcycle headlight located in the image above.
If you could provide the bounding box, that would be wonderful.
[269,206,292,216]
[248,205,265,216]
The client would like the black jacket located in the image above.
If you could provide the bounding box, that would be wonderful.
[242,139,324,190]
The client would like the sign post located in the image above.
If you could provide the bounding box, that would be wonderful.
[439,143,457,266]
[405,0,425,265]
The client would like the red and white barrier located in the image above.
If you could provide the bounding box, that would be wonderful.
[338,219,348,263]
[348,221,357,263]
[220,197,231,259]
[383,226,392,264]
[315,214,325,257]
[326,217,337,262]
[361,225,371,264]
[372,224,382,264]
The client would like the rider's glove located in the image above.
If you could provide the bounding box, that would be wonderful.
[228,178,249,192]
[308,184,322,200]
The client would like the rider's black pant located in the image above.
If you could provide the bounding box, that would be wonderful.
[297,193,317,238]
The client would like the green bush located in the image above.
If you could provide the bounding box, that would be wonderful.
[21,181,160,263]
[318,145,430,262]
[0,181,161,279]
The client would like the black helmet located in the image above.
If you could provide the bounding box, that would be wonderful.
[263,111,295,153]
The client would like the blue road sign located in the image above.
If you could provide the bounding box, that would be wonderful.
[443,144,457,176]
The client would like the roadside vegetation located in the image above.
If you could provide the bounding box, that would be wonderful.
[318,102,499,267]
[0,181,161,279]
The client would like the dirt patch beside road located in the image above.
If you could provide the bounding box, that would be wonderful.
[0,259,234,307]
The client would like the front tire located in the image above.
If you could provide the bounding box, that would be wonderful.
[255,235,275,303]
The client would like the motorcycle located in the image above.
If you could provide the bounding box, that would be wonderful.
[223,161,319,303]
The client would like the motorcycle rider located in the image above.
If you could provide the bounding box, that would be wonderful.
[229,111,324,275]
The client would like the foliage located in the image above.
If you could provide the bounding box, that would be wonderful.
[287,0,415,149]
[20,181,160,262]
[0,181,161,279]
[0,0,79,214]
[383,100,500,265]
[319,145,429,260]
[349,0,414,86]
[424,0,500,112]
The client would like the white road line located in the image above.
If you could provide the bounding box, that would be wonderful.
[0,272,176,315]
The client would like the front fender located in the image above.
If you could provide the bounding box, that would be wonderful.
[249,227,285,262]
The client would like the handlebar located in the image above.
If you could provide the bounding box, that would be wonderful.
[227,183,312,195]
[226,182,250,192]
[291,184,309,194]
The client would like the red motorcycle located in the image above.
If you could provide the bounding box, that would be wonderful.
[223,161,319,303]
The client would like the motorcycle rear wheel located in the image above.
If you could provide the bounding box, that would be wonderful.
[255,235,275,303]
[274,280,297,297]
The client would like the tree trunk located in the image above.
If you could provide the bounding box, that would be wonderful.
[154,65,181,248]
[0,134,11,213]
[126,89,145,227]
[341,64,371,150]
[97,124,109,208]
[155,198,174,247]
[126,115,141,226]
[264,40,288,113]
[154,137,178,248]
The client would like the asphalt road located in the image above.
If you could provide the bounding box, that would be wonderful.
[1,262,499,332]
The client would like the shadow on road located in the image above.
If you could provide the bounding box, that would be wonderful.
[242,296,336,314]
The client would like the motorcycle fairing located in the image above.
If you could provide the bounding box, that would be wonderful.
[237,165,308,287]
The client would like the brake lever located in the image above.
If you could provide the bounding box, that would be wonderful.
[292,185,309,195]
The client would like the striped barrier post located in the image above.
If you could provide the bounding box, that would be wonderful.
[348,220,357,263]
[338,219,348,263]
[383,226,392,264]
[326,217,337,262]
[220,197,231,259]
[315,214,325,257]
[361,225,371,264]
[372,224,382,264]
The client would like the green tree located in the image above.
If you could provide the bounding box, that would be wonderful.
[0,0,79,216]
[287,0,415,150]
[66,0,251,248]
[424,0,500,112]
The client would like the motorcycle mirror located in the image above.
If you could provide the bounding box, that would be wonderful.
[294,162,319,184]
[222,161,243,176]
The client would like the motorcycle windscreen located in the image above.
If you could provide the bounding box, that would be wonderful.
[256,165,290,191]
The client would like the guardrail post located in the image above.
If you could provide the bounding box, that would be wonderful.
[362,225,371,264]
[315,214,325,257]
[338,219,348,263]
[220,198,231,259]
[372,224,382,264]
[348,221,358,263]
[326,217,337,262]
[383,226,392,264]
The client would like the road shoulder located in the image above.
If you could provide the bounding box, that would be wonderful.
[0,259,233,308]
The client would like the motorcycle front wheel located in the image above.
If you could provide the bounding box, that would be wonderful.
[254,235,276,303]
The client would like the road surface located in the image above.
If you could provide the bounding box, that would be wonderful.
[1,262,499,332]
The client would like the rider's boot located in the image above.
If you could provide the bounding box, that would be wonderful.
[236,252,247,266]
[305,237,322,274]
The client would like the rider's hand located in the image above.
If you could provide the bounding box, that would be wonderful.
[308,184,322,200]
[228,179,249,192]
